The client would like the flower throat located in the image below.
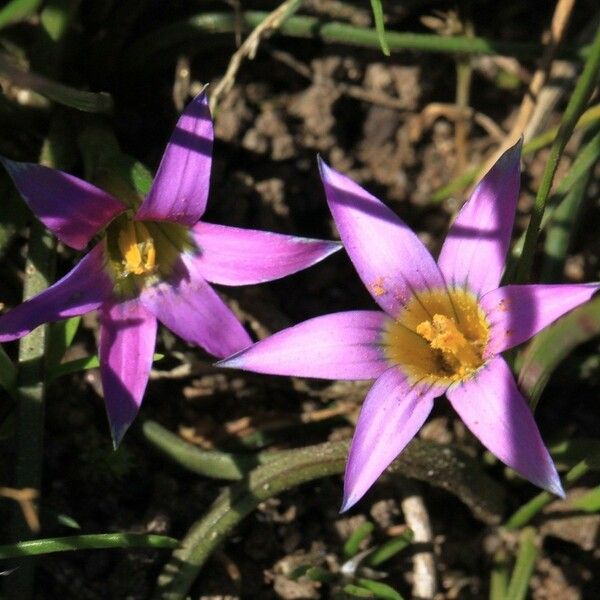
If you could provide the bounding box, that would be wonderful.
[383,288,489,385]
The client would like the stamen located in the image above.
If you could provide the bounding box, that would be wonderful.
[117,221,156,276]
[416,314,480,369]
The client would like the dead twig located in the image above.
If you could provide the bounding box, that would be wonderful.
[210,0,303,114]
[400,484,437,600]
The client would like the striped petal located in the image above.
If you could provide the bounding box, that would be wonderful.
[447,357,564,496]
[319,158,447,318]
[191,221,341,285]
[0,243,114,342]
[438,141,522,295]
[218,311,389,380]
[482,283,599,355]
[99,299,157,447]
[140,256,251,358]
[1,157,125,250]
[342,367,439,511]
[135,93,213,225]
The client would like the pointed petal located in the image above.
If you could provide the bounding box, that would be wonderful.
[0,243,114,342]
[447,357,564,496]
[1,157,125,250]
[191,221,341,285]
[140,256,251,358]
[99,299,157,447]
[482,283,599,355]
[438,141,522,295]
[319,158,446,318]
[135,93,213,225]
[218,311,389,380]
[342,368,438,511]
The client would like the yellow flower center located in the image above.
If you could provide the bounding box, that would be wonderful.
[382,288,489,385]
[105,215,197,297]
[117,221,157,276]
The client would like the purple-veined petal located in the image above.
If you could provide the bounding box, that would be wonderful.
[447,356,564,497]
[0,243,114,342]
[140,255,251,358]
[1,157,125,250]
[438,141,522,295]
[99,299,157,447]
[218,311,389,380]
[342,367,439,511]
[319,158,447,318]
[482,283,599,356]
[135,93,213,225]
[191,221,341,285]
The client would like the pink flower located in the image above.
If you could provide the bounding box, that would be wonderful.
[219,142,598,510]
[0,93,340,445]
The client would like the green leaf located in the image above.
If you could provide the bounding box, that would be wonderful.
[46,316,81,368]
[0,0,42,29]
[367,528,414,566]
[517,295,600,410]
[0,533,179,558]
[343,521,375,558]
[505,528,537,600]
[356,579,404,600]
[344,584,376,598]
[572,485,600,512]
[369,0,390,56]
[489,549,509,600]
[305,566,335,583]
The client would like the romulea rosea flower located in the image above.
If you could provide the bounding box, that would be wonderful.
[219,141,599,510]
[0,93,340,446]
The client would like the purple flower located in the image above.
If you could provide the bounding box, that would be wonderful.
[0,93,340,446]
[219,142,599,510]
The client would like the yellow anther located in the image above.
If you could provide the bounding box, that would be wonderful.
[117,221,156,276]
[416,314,480,369]
[382,288,489,385]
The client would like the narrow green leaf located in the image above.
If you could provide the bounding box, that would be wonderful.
[489,549,509,600]
[344,584,376,598]
[0,533,178,558]
[46,316,81,368]
[516,23,600,283]
[0,0,41,29]
[356,579,404,600]
[572,485,600,512]
[0,54,113,113]
[505,528,537,600]
[369,0,390,56]
[517,295,600,410]
[306,566,335,583]
[367,528,414,566]
[505,460,588,530]
[289,564,311,580]
[343,521,375,558]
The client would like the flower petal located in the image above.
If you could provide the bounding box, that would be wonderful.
[135,93,213,225]
[218,311,389,380]
[191,221,341,285]
[447,356,564,496]
[482,283,599,355]
[0,243,114,342]
[438,141,522,295]
[99,299,157,447]
[1,157,125,250]
[342,368,439,511]
[140,256,251,358]
[319,158,446,318]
